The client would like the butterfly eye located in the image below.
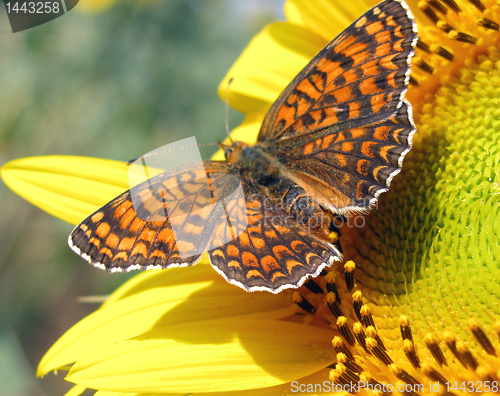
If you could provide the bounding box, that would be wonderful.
[224,147,233,159]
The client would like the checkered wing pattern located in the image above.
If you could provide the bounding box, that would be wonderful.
[277,101,415,211]
[69,161,244,272]
[209,179,341,292]
[258,0,417,211]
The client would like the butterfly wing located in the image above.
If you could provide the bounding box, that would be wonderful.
[208,178,341,293]
[257,0,417,212]
[69,159,339,293]
[258,0,417,145]
[69,161,247,272]
[277,101,415,212]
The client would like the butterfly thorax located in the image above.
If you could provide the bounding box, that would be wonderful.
[226,142,280,184]
[225,141,332,240]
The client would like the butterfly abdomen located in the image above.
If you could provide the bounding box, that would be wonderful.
[268,177,332,240]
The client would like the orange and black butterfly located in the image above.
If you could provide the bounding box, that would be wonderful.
[69,0,418,293]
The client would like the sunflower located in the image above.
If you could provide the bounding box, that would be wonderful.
[2,0,500,395]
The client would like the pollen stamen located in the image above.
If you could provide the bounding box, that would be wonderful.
[429,44,454,61]
[421,363,448,383]
[413,57,435,74]
[360,304,375,328]
[448,30,478,43]
[467,0,486,12]
[436,20,454,33]
[292,292,316,313]
[468,318,497,356]
[328,369,341,384]
[476,17,500,30]
[325,271,341,303]
[403,339,421,368]
[337,316,355,346]
[367,337,393,365]
[344,260,355,291]
[417,39,431,53]
[337,352,363,373]
[389,364,421,386]
[366,325,386,351]
[444,331,468,368]
[304,279,324,294]
[336,362,360,383]
[428,0,448,14]
[418,1,439,24]
[419,1,440,23]
[330,366,353,386]
[326,292,344,318]
[399,315,413,342]
[352,290,363,322]
[353,321,369,353]
[456,340,479,370]
[441,0,461,13]
[332,336,354,360]
[424,333,448,366]
[359,374,392,396]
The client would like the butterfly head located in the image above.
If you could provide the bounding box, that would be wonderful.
[218,139,248,163]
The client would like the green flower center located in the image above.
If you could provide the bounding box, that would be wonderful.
[339,45,500,381]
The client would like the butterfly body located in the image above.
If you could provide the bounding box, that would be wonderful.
[69,0,418,293]
[226,140,333,240]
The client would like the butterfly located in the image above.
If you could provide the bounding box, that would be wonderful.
[69,0,418,293]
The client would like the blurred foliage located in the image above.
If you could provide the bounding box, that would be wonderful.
[0,1,283,395]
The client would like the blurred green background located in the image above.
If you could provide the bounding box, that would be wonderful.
[0,1,284,394]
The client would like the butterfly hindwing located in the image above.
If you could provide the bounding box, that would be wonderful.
[208,178,341,292]
[276,100,416,212]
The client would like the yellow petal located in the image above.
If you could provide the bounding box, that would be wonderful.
[94,393,137,396]
[101,261,213,306]
[66,319,336,393]
[39,265,297,377]
[1,156,129,225]
[218,22,326,114]
[95,392,183,396]
[64,384,88,396]
[285,0,374,40]
[94,392,175,396]
[93,367,334,396]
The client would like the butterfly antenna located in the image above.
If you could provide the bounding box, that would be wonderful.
[225,78,234,143]
[125,142,218,165]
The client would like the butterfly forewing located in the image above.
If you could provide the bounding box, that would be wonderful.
[69,161,246,271]
[257,0,417,213]
[258,0,416,144]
